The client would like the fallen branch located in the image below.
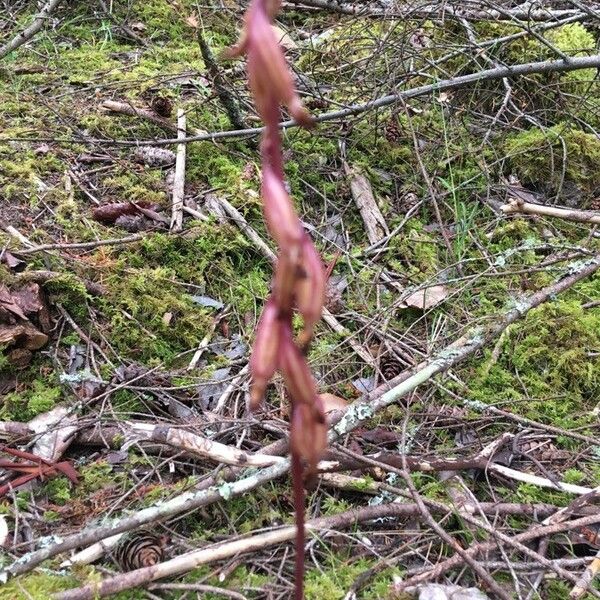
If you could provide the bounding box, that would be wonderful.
[99,100,207,137]
[197,27,246,130]
[4,251,599,581]
[393,512,600,595]
[53,500,561,600]
[128,422,286,468]
[65,53,600,147]
[344,162,389,245]
[170,109,187,232]
[570,550,600,599]
[501,198,600,225]
[0,0,64,59]
[335,445,595,496]
[13,233,146,255]
[13,270,106,296]
[283,0,584,21]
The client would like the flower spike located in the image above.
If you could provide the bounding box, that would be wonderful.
[230,1,327,596]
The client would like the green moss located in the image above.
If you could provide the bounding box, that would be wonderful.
[44,475,73,505]
[1,380,62,421]
[305,554,402,600]
[79,460,125,495]
[469,299,600,429]
[387,218,440,280]
[0,573,78,599]
[504,124,600,199]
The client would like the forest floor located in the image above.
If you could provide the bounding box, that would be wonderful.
[0,1,599,599]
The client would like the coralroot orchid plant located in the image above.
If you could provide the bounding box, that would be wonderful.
[227,1,327,597]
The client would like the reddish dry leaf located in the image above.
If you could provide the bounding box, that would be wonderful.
[0,284,27,320]
[11,283,44,315]
[1,251,25,270]
[0,446,79,497]
[92,202,164,224]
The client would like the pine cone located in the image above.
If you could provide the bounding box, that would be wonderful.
[380,355,403,380]
[113,532,165,571]
[150,96,173,118]
[384,118,401,144]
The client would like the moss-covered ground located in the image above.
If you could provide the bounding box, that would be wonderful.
[0,1,599,598]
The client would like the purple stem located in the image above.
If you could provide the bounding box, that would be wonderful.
[291,448,305,600]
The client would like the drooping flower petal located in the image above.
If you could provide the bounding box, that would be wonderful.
[290,399,326,476]
[262,165,303,250]
[228,0,313,128]
[279,328,317,407]
[249,297,281,409]
[295,233,326,346]
[273,253,298,316]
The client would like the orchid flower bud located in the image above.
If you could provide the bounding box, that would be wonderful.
[262,165,303,250]
[249,297,281,409]
[279,328,317,407]
[290,398,326,476]
[273,253,299,316]
[228,0,313,128]
[295,233,326,346]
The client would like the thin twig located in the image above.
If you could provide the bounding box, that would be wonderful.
[0,0,64,59]
[170,109,187,232]
[11,53,600,148]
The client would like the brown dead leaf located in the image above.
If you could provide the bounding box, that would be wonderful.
[0,323,48,351]
[319,393,348,413]
[12,283,44,315]
[185,14,199,29]
[400,285,448,310]
[0,284,27,320]
[92,202,166,225]
[271,25,297,51]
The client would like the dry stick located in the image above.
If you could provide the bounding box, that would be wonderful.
[396,428,510,600]
[0,0,64,59]
[53,501,563,600]
[401,100,455,266]
[14,269,106,296]
[100,100,207,137]
[170,109,187,233]
[501,199,600,225]
[197,26,246,130]
[342,449,599,595]
[408,558,593,575]
[148,583,247,600]
[2,225,35,247]
[127,422,290,468]
[340,447,595,496]
[394,513,600,596]
[14,233,146,255]
[282,0,584,20]
[214,196,277,262]
[343,162,389,246]
[570,550,600,600]
[5,252,599,581]
[71,53,600,148]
